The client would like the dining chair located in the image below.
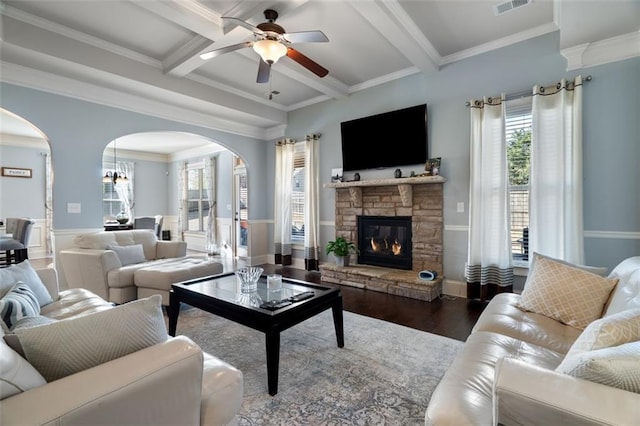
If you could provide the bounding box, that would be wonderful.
[133,217,157,233]
[0,217,35,266]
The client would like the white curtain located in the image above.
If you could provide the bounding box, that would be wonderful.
[177,161,187,239]
[304,134,320,271]
[115,161,135,220]
[530,76,584,264]
[203,156,217,253]
[465,95,514,301]
[274,139,294,265]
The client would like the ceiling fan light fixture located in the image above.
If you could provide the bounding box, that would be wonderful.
[253,39,287,64]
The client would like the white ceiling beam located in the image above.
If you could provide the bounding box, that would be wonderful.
[349,0,440,73]
[162,36,217,77]
[131,0,222,77]
[130,0,223,40]
[0,15,286,127]
[156,0,314,77]
[156,0,349,98]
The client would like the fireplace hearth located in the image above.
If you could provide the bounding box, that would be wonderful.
[358,215,412,270]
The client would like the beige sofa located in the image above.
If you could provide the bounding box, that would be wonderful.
[1,265,243,425]
[60,230,223,305]
[426,255,640,426]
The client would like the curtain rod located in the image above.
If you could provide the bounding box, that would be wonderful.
[465,75,592,107]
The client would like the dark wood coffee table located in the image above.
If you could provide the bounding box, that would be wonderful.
[168,272,344,396]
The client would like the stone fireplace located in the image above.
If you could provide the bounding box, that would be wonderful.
[321,176,445,301]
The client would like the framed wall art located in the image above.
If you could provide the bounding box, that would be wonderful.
[1,167,32,178]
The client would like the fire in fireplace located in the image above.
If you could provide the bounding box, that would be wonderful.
[357,216,412,270]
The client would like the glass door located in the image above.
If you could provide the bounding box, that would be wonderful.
[234,159,248,258]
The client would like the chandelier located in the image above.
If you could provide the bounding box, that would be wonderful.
[103,139,128,185]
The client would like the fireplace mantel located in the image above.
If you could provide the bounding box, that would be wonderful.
[324,175,445,188]
[324,175,446,207]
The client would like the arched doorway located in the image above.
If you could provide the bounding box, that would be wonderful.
[0,108,53,259]
[102,131,245,259]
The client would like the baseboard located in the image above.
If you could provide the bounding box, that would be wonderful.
[443,279,466,298]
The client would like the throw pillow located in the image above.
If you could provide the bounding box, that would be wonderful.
[0,260,53,307]
[0,336,46,400]
[530,252,608,277]
[106,243,146,266]
[556,308,640,367]
[556,341,640,394]
[516,255,618,329]
[4,316,59,358]
[15,295,167,382]
[0,283,40,330]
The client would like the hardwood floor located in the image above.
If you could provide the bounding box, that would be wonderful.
[29,255,486,342]
[258,264,486,342]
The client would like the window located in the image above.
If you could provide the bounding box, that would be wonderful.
[102,160,133,222]
[102,162,122,219]
[506,98,532,261]
[186,162,210,232]
[291,141,306,242]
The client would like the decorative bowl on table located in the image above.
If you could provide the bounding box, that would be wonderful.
[235,266,264,294]
[235,266,264,307]
[116,218,129,224]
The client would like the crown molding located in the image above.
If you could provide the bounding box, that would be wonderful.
[2,3,160,68]
[1,61,271,140]
[103,148,170,163]
[349,67,420,93]
[441,22,559,66]
[0,134,49,150]
[562,31,640,71]
[169,143,226,162]
[264,124,288,140]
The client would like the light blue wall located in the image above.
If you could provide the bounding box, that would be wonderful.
[0,144,48,220]
[280,32,640,277]
[0,84,269,229]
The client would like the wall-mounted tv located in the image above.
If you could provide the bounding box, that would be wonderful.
[340,104,427,172]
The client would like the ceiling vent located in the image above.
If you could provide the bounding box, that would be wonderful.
[494,0,532,15]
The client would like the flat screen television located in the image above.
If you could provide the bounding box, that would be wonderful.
[340,104,427,172]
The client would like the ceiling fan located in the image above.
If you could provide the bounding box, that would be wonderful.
[200,9,329,84]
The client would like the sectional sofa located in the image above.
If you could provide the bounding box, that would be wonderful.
[426,254,640,425]
[0,261,243,425]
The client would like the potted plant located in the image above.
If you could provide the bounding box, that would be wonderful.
[326,236,358,267]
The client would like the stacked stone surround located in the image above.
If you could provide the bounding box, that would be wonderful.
[321,176,445,301]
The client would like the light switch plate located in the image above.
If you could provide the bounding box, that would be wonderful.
[67,202,81,213]
[456,202,465,213]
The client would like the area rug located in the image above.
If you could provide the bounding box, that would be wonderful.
[173,307,463,425]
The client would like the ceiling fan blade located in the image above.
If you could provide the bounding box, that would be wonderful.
[283,30,329,44]
[200,41,252,60]
[221,16,264,36]
[286,47,329,78]
[257,59,271,83]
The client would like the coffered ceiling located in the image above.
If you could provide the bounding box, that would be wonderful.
[1,0,638,146]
